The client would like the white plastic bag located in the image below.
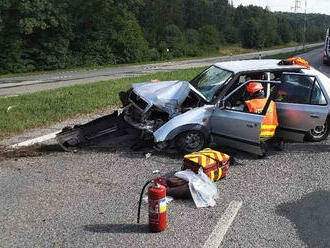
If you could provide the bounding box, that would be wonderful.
[175,168,219,208]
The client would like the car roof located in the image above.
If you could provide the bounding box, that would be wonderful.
[214,59,306,73]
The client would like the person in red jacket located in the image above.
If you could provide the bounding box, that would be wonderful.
[244,82,279,140]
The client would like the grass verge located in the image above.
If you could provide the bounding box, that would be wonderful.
[0,45,321,140]
[0,42,317,79]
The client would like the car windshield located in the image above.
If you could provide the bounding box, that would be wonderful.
[189,66,233,101]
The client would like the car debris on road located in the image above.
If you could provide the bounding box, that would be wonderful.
[56,58,330,156]
[0,145,41,159]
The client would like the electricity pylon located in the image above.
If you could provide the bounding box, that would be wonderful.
[291,0,302,13]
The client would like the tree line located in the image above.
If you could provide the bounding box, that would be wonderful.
[0,0,329,74]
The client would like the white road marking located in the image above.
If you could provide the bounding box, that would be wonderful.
[203,200,243,248]
[11,131,60,148]
[0,80,45,89]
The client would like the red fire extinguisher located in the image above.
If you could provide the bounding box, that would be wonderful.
[137,178,167,232]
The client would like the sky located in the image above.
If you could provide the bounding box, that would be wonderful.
[233,0,330,15]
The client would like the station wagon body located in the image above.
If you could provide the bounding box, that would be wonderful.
[57,59,330,155]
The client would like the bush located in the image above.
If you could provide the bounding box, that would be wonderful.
[184,29,200,45]
[112,14,149,63]
[199,25,222,51]
[81,41,115,66]
[159,24,186,57]
[223,26,238,44]
[241,18,265,49]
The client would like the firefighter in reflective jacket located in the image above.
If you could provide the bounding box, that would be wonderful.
[244,82,278,140]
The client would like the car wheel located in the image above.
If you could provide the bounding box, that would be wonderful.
[305,118,330,142]
[176,131,207,154]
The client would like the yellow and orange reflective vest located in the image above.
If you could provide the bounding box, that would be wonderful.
[245,98,278,139]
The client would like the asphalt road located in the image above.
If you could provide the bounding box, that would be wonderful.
[298,47,330,77]
[1,47,330,248]
[0,43,322,97]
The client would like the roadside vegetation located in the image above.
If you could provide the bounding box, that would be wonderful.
[0,0,329,75]
[0,47,320,140]
[0,41,308,79]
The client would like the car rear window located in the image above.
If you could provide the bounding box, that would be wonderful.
[275,73,327,105]
[309,69,330,98]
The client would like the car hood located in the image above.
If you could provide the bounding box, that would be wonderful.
[132,80,190,114]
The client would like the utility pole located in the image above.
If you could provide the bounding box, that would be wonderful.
[292,0,306,49]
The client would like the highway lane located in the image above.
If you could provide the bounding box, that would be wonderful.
[0,43,322,97]
[1,133,330,248]
[1,46,330,248]
[298,47,330,77]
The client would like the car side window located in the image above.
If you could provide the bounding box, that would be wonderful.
[311,81,327,105]
[225,85,247,112]
[275,74,314,104]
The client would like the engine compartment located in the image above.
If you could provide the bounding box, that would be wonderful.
[122,88,205,134]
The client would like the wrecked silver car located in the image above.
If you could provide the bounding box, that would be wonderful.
[57,59,330,155]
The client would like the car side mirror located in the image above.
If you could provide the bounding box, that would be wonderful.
[217,100,225,109]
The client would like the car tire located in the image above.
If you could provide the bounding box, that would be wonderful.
[176,131,207,154]
[305,118,330,142]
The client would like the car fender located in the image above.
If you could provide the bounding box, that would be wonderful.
[153,105,214,142]
[165,124,211,143]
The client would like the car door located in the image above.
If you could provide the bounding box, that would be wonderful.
[274,73,329,141]
[210,81,277,155]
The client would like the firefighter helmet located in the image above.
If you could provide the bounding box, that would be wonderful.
[246,82,264,94]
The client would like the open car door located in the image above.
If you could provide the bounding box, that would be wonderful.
[210,80,279,155]
[274,73,329,142]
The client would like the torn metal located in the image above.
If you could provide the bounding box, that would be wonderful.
[56,79,209,152]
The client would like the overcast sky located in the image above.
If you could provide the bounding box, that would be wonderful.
[233,0,330,15]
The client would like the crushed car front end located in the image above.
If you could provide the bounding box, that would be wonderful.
[56,65,233,152]
[121,80,214,149]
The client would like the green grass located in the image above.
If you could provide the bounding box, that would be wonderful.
[0,44,323,139]
[0,67,205,139]
[0,41,317,79]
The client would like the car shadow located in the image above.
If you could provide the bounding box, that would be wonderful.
[218,141,330,160]
[283,143,330,153]
[276,190,330,247]
[83,223,150,234]
[37,144,65,153]
[211,145,260,161]
[37,134,330,164]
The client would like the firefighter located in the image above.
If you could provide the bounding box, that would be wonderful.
[244,82,278,140]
